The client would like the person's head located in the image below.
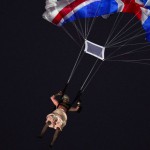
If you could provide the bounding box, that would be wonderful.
[62,94,70,103]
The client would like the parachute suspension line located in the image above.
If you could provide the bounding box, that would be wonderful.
[106,42,150,48]
[86,18,92,38]
[70,89,83,107]
[105,0,133,46]
[66,0,84,38]
[84,12,87,38]
[62,27,81,47]
[125,30,150,41]
[107,58,150,62]
[105,12,122,46]
[61,45,85,97]
[86,4,101,39]
[106,10,141,47]
[84,15,90,38]
[68,51,85,82]
[66,16,85,40]
[106,19,142,47]
[54,3,83,45]
[106,60,150,66]
[67,44,85,84]
[86,15,101,39]
[60,0,85,44]
[107,29,148,51]
[72,23,85,40]
[80,59,99,91]
[105,44,150,61]
[84,5,87,38]
[76,26,84,45]
[85,1,103,39]
[69,60,101,106]
[106,27,143,48]
[63,9,84,45]
[61,82,70,99]
[69,3,85,39]
[109,21,141,45]
[71,14,85,39]
[77,18,86,39]
[82,61,104,92]
[64,0,85,39]
[70,56,106,107]
[105,29,147,60]
[106,29,144,48]
[84,15,93,38]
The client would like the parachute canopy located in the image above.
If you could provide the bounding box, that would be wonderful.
[43,0,150,42]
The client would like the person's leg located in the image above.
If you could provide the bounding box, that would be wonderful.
[49,127,61,147]
[39,121,51,138]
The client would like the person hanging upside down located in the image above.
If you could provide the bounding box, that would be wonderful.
[39,91,80,148]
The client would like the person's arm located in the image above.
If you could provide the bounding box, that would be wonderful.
[68,106,80,112]
[68,102,81,112]
[69,100,81,111]
[50,95,59,106]
[50,91,62,106]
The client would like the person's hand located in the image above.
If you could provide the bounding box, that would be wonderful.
[76,106,80,111]
[77,101,81,106]
[76,101,82,112]
[76,102,81,111]
[57,91,62,95]
[55,91,62,97]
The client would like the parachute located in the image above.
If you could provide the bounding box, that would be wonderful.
[43,0,150,42]
[43,0,150,96]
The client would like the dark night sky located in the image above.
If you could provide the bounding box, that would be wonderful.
[1,0,150,150]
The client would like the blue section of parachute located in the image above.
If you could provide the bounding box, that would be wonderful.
[140,0,150,9]
[61,0,150,42]
[64,0,118,24]
[140,0,150,41]
[143,16,150,41]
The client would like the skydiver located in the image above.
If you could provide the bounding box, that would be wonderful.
[38,91,81,148]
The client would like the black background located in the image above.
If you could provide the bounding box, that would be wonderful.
[1,0,150,150]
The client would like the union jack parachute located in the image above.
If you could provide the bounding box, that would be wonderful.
[42,0,150,95]
[43,0,150,42]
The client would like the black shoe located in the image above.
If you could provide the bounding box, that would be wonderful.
[37,135,43,139]
[49,144,53,149]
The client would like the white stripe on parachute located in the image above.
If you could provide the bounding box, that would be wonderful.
[141,7,150,24]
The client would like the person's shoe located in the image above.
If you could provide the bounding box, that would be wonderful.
[49,144,53,149]
[37,135,43,139]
